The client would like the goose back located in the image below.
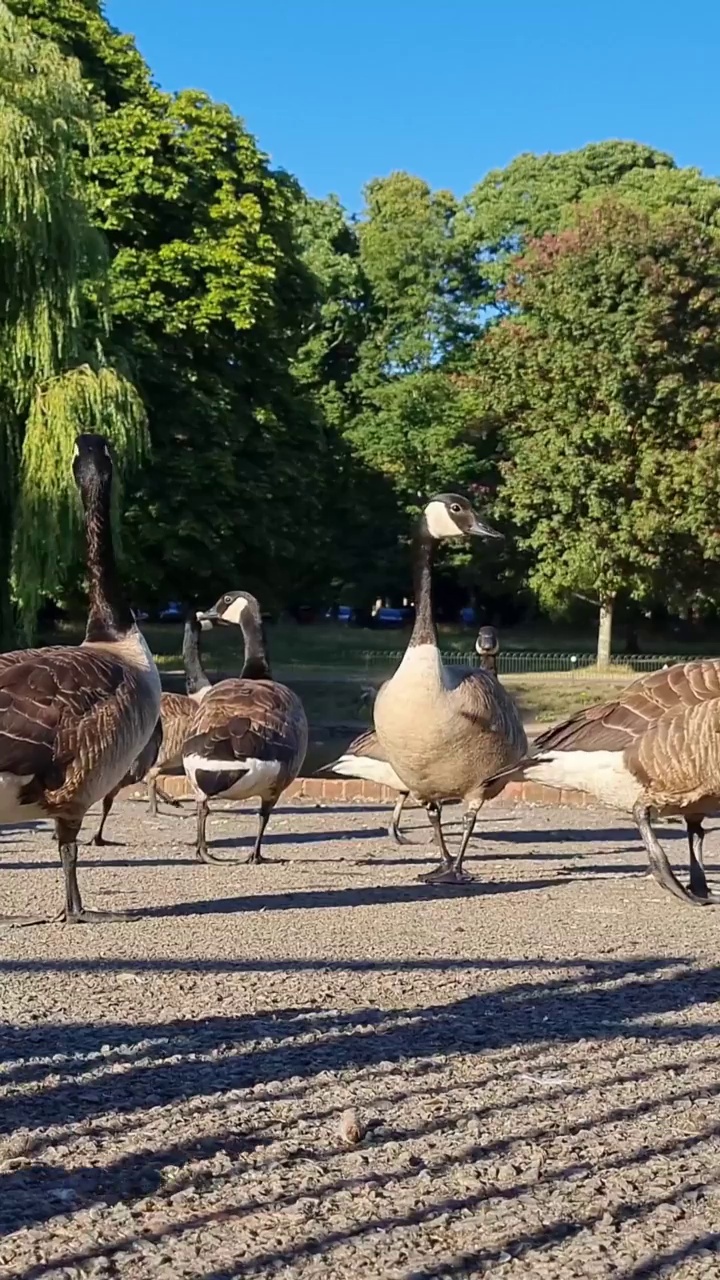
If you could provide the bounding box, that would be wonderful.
[184,678,308,802]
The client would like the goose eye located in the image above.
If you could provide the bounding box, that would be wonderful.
[450,503,462,514]
[224,595,232,604]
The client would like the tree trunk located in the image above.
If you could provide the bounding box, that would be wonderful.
[596,596,615,668]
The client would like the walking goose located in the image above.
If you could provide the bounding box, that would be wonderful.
[373,498,526,884]
[326,625,502,845]
[88,609,211,843]
[183,591,308,864]
[484,660,720,906]
[0,434,161,924]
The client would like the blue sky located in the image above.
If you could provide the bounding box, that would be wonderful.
[106,0,720,214]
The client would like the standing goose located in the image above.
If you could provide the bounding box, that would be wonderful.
[143,609,212,817]
[373,497,526,884]
[183,591,308,865]
[484,661,720,906]
[325,626,503,845]
[0,434,161,925]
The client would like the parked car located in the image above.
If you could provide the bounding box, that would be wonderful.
[326,604,357,624]
[371,606,413,629]
[158,601,183,622]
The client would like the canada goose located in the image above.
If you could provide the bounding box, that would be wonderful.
[484,661,720,907]
[325,626,503,845]
[144,609,212,817]
[0,434,161,925]
[373,498,526,884]
[183,591,308,864]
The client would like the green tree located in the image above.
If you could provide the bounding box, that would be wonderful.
[0,0,145,641]
[349,174,485,503]
[469,198,720,662]
[459,141,720,306]
[14,0,342,609]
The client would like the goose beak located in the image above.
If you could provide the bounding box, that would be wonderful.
[470,517,503,540]
[196,608,218,630]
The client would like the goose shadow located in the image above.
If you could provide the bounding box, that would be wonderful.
[134,875,572,919]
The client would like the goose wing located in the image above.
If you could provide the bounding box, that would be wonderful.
[185,679,307,770]
[0,648,129,795]
[453,669,528,756]
[344,729,385,759]
[535,660,720,755]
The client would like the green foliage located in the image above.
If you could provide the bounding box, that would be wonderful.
[459,141,720,303]
[15,362,147,624]
[469,199,720,640]
[0,0,145,639]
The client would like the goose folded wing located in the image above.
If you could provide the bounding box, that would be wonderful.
[0,652,126,784]
[536,661,720,755]
[346,730,385,759]
[187,714,298,766]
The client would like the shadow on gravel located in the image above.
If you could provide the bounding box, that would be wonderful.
[7,1121,720,1279]
[2,955,719,1267]
[617,1232,720,1278]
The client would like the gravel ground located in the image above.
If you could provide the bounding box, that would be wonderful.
[1,798,719,1280]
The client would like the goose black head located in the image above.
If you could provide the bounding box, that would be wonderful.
[421,493,502,541]
[197,590,262,628]
[72,434,113,493]
[476,625,500,657]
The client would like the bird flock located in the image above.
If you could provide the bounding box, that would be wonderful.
[0,433,718,926]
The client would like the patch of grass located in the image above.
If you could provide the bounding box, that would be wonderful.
[504,677,627,724]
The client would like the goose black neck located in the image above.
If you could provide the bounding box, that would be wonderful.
[183,617,210,695]
[479,653,497,674]
[82,475,133,643]
[408,533,437,648]
[240,613,271,680]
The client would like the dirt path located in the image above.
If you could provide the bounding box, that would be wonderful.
[1,800,719,1279]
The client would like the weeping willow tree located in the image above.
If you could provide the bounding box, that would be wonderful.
[0,1,146,642]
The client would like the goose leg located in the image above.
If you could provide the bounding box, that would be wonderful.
[89,792,124,847]
[389,792,410,845]
[423,804,480,885]
[147,773,182,815]
[634,803,720,906]
[390,794,442,846]
[60,823,135,923]
[418,802,454,882]
[146,772,159,816]
[686,819,711,898]
[195,797,225,864]
[247,800,285,864]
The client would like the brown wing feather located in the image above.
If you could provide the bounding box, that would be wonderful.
[185,679,308,778]
[345,729,385,759]
[536,660,720,755]
[0,648,129,798]
[156,692,198,767]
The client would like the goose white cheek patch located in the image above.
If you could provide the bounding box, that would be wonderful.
[424,501,463,538]
[224,597,249,625]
